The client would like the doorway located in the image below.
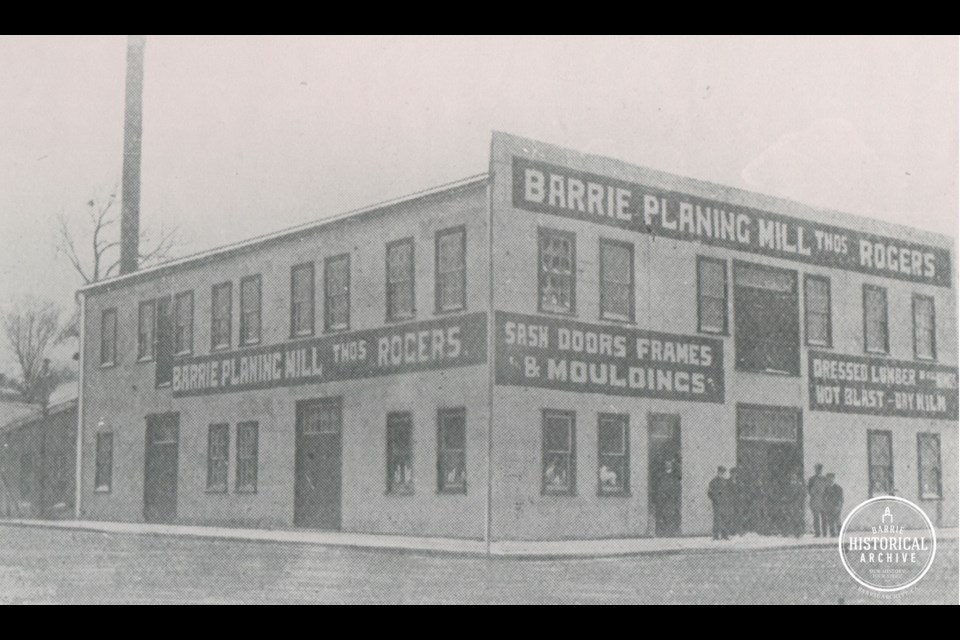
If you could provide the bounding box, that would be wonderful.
[648,413,682,537]
[294,398,343,530]
[736,405,803,536]
[144,413,179,523]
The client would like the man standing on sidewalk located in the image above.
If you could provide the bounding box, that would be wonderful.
[807,463,828,537]
[708,466,730,540]
[824,473,844,537]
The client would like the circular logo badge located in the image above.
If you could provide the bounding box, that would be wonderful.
[838,496,937,592]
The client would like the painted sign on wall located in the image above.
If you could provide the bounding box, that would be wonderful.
[512,156,951,287]
[495,311,724,403]
[809,351,958,419]
[172,312,487,397]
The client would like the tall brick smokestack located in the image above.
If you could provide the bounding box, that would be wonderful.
[120,35,145,275]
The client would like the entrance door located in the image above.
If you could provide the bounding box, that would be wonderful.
[294,398,342,529]
[736,405,802,536]
[648,413,682,537]
[144,413,179,523]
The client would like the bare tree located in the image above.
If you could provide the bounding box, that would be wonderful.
[54,190,181,285]
[1,297,66,410]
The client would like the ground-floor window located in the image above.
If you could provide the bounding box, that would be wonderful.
[94,433,113,493]
[597,414,629,496]
[868,430,894,497]
[235,422,258,494]
[917,433,942,500]
[387,412,414,494]
[207,424,229,493]
[542,410,576,496]
[437,408,466,494]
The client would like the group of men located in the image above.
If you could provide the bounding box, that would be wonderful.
[707,463,844,540]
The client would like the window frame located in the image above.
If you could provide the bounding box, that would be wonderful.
[235,421,259,494]
[386,411,415,495]
[174,290,194,356]
[137,299,157,362]
[210,282,233,352]
[917,433,942,501]
[597,413,630,497]
[599,238,635,323]
[324,253,351,332]
[206,423,230,494]
[541,409,577,496]
[537,227,577,316]
[435,226,467,314]
[696,256,728,335]
[100,308,118,368]
[386,238,416,322]
[867,429,894,498]
[436,407,467,495]
[803,274,832,348]
[94,432,113,493]
[733,260,800,376]
[863,284,889,355]
[239,275,263,347]
[290,262,316,338]
[912,293,936,361]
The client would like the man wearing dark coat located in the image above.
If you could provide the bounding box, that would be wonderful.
[824,473,844,537]
[808,463,828,537]
[655,459,682,537]
[708,466,730,540]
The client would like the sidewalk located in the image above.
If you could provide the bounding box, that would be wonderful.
[1,518,955,559]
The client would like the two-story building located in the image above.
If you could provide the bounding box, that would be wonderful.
[75,132,957,541]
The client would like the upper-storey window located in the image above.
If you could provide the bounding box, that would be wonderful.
[599,239,633,322]
[291,263,315,338]
[100,308,118,366]
[386,238,415,321]
[211,282,232,351]
[913,294,936,361]
[240,275,262,346]
[863,284,889,355]
[325,254,350,331]
[174,291,194,355]
[804,275,832,348]
[734,262,799,376]
[697,257,727,334]
[436,227,466,313]
[538,228,576,314]
[137,300,156,361]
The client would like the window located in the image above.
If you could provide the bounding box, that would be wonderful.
[207,424,229,493]
[542,410,576,495]
[697,257,727,334]
[436,227,466,313]
[538,228,576,314]
[211,282,232,350]
[235,422,258,493]
[868,430,894,497]
[734,262,800,375]
[174,291,194,355]
[324,254,350,331]
[240,275,262,346]
[137,300,156,361]
[291,263,315,337]
[437,408,466,494]
[386,412,414,494]
[863,285,889,354]
[599,240,634,322]
[386,239,415,321]
[804,275,832,347]
[913,294,936,360]
[598,414,629,496]
[100,308,118,366]
[917,433,942,500]
[94,432,113,493]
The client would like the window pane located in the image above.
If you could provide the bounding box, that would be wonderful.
[241,278,261,344]
[915,296,935,359]
[207,424,229,492]
[542,411,575,494]
[212,284,231,348]
[540,231,575,313]
[325,255,350,329]
[291,265,314,335]
[544,419,570,452]
[700,297,725,333]
[806,278,829,313]
[698,259,726,333]
[918,434,942,499]
[807,312,830,345]
[598,420,625,455]
[387,241,414,320]
[236,422,258,493]
[699,261,725,298]
[865,287,888,352]
[387,413,413,494]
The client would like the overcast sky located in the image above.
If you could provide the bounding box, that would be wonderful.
[0,35,956,376]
